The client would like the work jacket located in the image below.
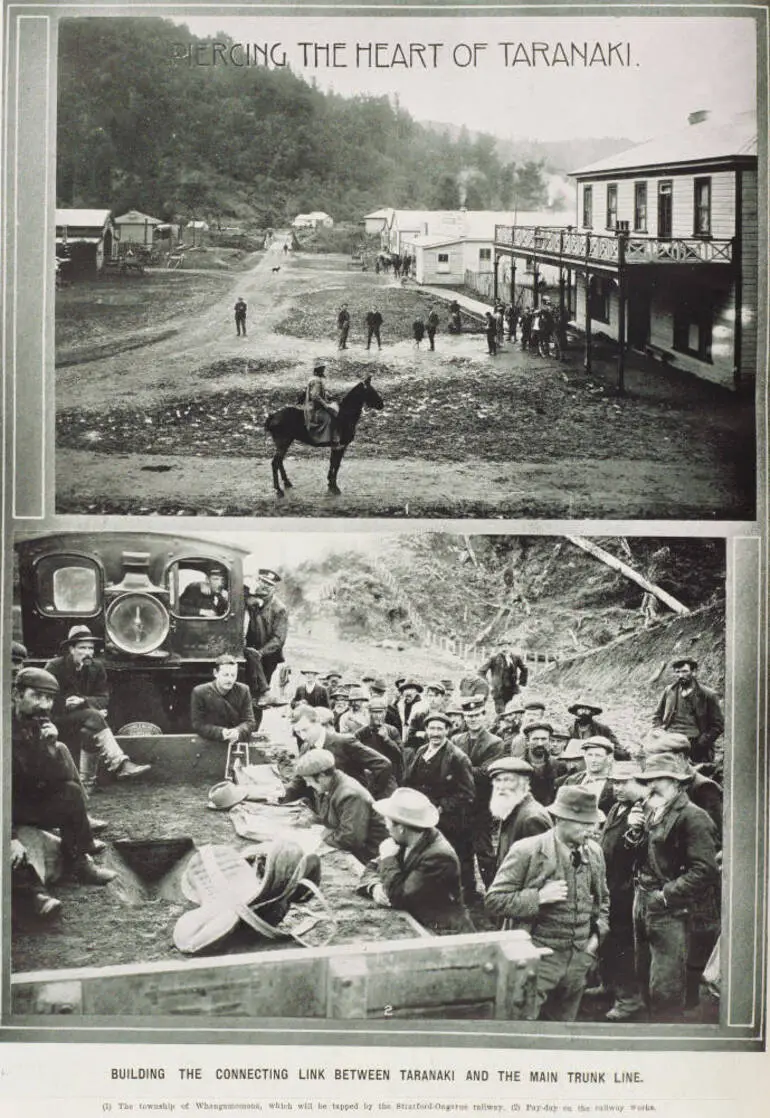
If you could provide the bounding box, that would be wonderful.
[190,681,256,743]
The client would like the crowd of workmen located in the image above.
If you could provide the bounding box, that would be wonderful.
[10,564,724,1025]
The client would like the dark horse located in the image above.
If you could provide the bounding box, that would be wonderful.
[264,374,384,497]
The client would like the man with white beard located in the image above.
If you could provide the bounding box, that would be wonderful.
[629,752,719,1023]
[488,757,553,869]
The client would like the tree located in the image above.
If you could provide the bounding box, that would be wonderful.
[513,161,548,210]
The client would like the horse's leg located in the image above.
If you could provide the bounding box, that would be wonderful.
[279,452,293,489]
[271,449,284,497]
[328,448,344,495]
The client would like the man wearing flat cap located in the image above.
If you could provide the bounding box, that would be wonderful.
[178,565,229,618]
[11,668,116,897]
[556,736,617,816]
[520,721,566,807]
[404,681,448,752]
[355,698,404,783]
[292,668,331,711]
[11,640,28,684]
[596,761,648,1021]
[485,786,609,1021]
[488,757,553,869]
[626,752,719,1022]
[509,698,548,758]
[452,697,507,899]
[652,658,724,765]
[288,705,396,799]
[402,711,475,880]
[45,626,150,792]
[478,641,529,715]
[243,569,288,708]
[567,699,627,758]
[293,750,389,865]
[361,788,474,935]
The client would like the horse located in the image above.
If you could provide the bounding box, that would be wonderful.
[264,374,384,497]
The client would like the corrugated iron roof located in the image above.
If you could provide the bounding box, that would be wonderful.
[55,208,112,227]
[115,210,161,224]
[571,111,757,177]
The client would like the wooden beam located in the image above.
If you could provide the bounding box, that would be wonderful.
[566,536,690,615]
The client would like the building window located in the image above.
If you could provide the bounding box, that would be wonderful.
[583,185,593,229]
[694,177,712,237]
[673,297,713,362]
[588,276,611,324]
[634,183,647,232]
[479,248,491,263]
[606,184,618,230]
[436,252,450,274]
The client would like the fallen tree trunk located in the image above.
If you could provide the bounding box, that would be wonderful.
[566,536,690,616]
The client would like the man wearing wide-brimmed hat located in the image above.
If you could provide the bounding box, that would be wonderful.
[641,731,722,838]
[485,786,609,1021]
[363,787,474,935]
[293,749,388,865]
[292,668,330,711]
[387,678,424,745]
[243,569,288,709]
[45,626,150,792]
[566,698,626,758]
[488,757,553,869]
[652,657,724,765]
[595,760,648,1021]
[402,712,475,891]
[303,356,341,446]
[628,752,719,1022]
[339,684,370,736]
[12,668,116,899]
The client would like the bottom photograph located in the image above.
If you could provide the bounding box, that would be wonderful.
[9,528,729,1028]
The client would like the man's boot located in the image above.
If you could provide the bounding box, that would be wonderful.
[78,748,100,795]
[93,728,151,780]
[68,854,116,886]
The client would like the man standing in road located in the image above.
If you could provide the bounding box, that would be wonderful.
[652,658,724,765]
[234,297,247,337]
[243,569,288,708]
[485,786,609,1021]
[426,308,440,351]
[365,307,383,350]
[337,303,351,350]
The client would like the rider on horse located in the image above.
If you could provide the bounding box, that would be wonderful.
[303,358,341,447]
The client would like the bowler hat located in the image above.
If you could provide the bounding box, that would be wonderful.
[15,666,60,694]
[523,698,547,711]
[644,732,691,755]
[424,711,452,728]
[523,721,553,736]
[548,786,601,825]
[60,624,102,650]
[375,788,439,830]
[488,757,534,778]
[207,781,250,811]
[295,749,336,778]
[301,667,320,675]
[609,760,644,782]
[369,677,388,694]
[636,753,690,782]
[347,685,369,702]
[368,697,387,712]
[581,735,614,754]
[568,699,603,717]
[672,657,698,670]
[397,678,423,693]
[330,689,349,701]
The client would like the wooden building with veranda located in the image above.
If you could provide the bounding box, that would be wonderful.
[493,111,759,391]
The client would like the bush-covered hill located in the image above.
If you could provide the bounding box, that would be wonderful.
[57,18,553,225]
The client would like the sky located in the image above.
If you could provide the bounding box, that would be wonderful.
[172,14,757,143]
[192,530,398,574]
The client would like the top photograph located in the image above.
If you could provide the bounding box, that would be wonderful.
[51,12,763,519]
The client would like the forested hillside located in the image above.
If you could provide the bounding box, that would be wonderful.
[57,18,556,225]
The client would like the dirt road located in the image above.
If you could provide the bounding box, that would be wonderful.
[56,244,755,519]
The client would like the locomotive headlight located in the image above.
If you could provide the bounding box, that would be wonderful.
[105,592,170,654]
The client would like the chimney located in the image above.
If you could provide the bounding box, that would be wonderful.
[688,109,709,125]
